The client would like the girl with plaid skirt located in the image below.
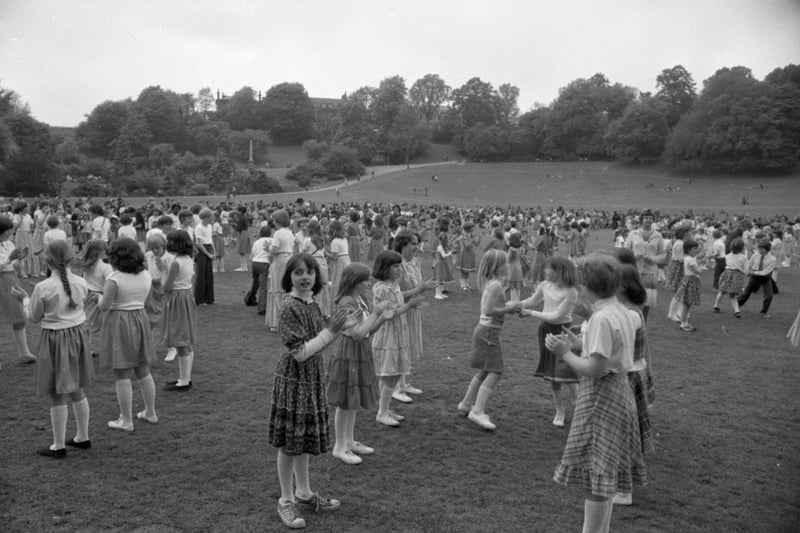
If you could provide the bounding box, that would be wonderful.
[713,237,747,317]
[546,253,646,533]
[268,253,349,529]
[666,226,690,321]
[675,240,704,332]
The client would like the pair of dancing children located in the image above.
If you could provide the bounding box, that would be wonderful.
[9,231,198,458]
[461,250,649,532]
[267,250,425,529]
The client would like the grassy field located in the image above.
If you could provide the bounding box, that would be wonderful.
[110,158,798,219]
[1,228,799,532]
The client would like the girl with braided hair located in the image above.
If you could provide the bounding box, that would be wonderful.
[12,240,93,458]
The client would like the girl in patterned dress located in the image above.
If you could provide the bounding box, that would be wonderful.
[675,240,704,332]
[393,230,437,401]
[433,231,454,300]
[371,250,425,427]
[1,215,37,366]
[12,202,36,277]
[545,253,646,533]
[714,237,747,317]
[327,263,391,465]
[455,222,480,291]
[366,214,387,263]
[13,240,92,458]
[98,238,158,431]
[506,232,525,302]
[268,253,349,529]
[666,226,690,321]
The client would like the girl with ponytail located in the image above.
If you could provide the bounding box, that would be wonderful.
[12,240,93,458]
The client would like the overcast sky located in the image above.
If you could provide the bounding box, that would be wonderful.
[1,0,798,127]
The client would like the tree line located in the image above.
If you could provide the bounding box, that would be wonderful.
[0,63,798,197]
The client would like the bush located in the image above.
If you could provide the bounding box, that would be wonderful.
[321,144,364,178]
[285,161,327,188]
[71,181,109,197]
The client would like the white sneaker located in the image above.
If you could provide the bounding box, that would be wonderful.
[392,390,413,403]
[552,413,565,427]
[332,449,362,465]
[402,385,423,395]
[375,413,400,427]
[387,410,405,421]
[164,348,177,361]
[348,441,374,455]
[457,402,472,416]
[467,411,496,431]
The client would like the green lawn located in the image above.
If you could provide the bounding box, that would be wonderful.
[1,229,798,532]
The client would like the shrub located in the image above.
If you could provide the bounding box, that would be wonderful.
[285,160,327,188]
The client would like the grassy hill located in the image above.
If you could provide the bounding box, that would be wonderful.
[292,160,799,216]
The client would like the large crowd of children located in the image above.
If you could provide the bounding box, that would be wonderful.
[1,194,799,531]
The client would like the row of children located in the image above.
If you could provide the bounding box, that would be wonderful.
[1,213,201,457]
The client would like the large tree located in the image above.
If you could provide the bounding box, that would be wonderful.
[263,82,315,145]
[370,76,408,144]
[386,104,431,165]
[655,65,697,128]
[451,77,498,128]
[215,86,265,131]
[409,74,450,121]
[664,66,800,171]
[495,83,520,126]
[544,73,636,158]
[0,112,59,196]
[604,97,670,163]
[135,85,184,146]
[75,100,131,158]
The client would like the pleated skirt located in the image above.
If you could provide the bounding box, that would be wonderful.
[266,254,290,328]
[162,289,196,347]
[35,325,93,396]
[99,308,154,370]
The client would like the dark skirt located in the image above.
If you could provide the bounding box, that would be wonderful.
[327,336,379,410]
[534,322,578,383]
[268,352,330,456]
[470,324,503,373]
[194,245,215,304]
[35,325,93,396]
[99,309,154,370]
[553,372,647,497]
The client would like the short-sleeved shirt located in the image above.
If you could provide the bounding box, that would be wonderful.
[582,296,635,375]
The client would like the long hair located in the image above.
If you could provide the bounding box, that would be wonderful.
[477,249,507,291]
[43,241,78,309]
[77,239,109,272]
[335,263,372,305]
[546,256,579,288]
